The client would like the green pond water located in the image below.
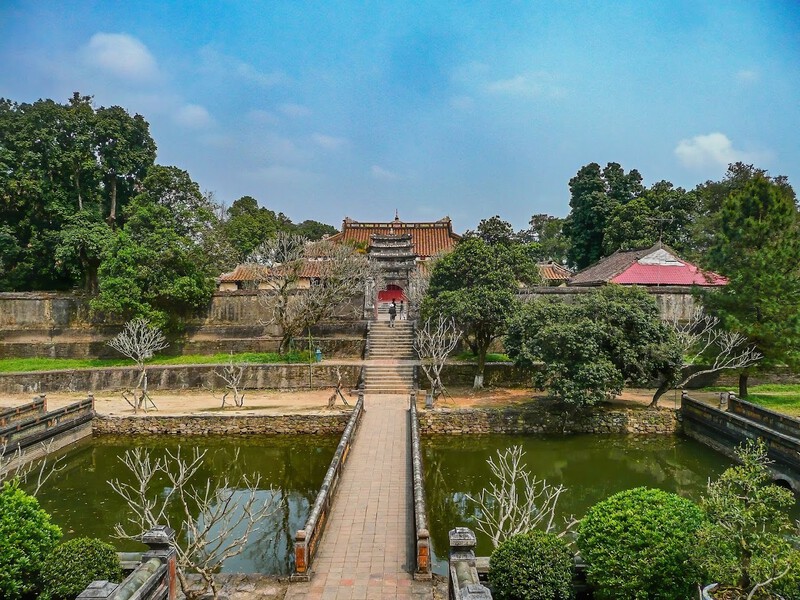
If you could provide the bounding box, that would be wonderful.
[25,434,339,575]
[421,434,740,575]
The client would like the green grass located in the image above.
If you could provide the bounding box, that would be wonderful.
[0,351,311,373]
[453,351,511,362]
[699,383,800,415]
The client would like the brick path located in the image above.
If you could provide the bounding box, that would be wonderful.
[285,394,431,600]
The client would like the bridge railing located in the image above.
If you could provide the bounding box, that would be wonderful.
[292,392,365,580]
[448,528,492,600]
[0,395,47,427]
[409,392,431,579]
[78,526,177,600]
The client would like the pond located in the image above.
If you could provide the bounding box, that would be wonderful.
[26,434,339,575]
[422,434,739,575]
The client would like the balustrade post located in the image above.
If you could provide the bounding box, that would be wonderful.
[142,526,177,600]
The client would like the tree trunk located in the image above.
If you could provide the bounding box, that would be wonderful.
[649,378,672,408]
[75,169,83,211]
[107,177,117,226]
[739,372,749,398]
[473,346,486,389]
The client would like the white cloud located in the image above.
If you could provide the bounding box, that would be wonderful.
[486,72,566,99]
[175,104,213,128]
[279,103,311,118]
[736,69,759,84]
[371,165,398,181]
[674,132,759,169]
[83,33,159,82]
[198,46,287,87]
[312,133,348,150]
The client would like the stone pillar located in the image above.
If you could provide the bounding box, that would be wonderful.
[142,526,178,600]
[448,528,492,600]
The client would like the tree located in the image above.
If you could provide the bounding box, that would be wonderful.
[109,447,277,600]
[466,446,571,549]
[423,237,522,388]
[703,173,800,397]
[223,196,283,260]
[506,286,681,415]
[292,219,337,241]
[563,162,643,269]
[53,212,112,293]
[251,233,370,353]
[93,167,219,327]
[414,315,462,403]
[649,310,762,407]
[602,181,698,255]
[691,439,800,599]
[210,354,250,408]
[107,318,169,412]
[524,214,569,265]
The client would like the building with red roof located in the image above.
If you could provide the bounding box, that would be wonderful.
[568,243,727,287]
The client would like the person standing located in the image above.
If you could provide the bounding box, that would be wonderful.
[388,299,397,327]
[398,300,405,320]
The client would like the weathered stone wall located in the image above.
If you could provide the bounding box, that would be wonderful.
[0,363,362,394]
[440,363,532,388]
[92,412,352,436]
[518,285,699,322]
[418,404,680,435]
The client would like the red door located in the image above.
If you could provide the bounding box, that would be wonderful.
[378,284,405,302]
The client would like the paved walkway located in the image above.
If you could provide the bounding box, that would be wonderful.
[285,394,431,600]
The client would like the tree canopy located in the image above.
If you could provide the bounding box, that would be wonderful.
[702,173,800,396]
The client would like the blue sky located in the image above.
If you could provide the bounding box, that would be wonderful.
[1,1,798,231]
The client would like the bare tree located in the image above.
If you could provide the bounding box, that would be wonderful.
[251,234,371,354]
[650,310,762,407]
[326,366,351,408]
[109,446,277,600]
[414,315,461,403]
[210,354,250,408]
[0,440,66,495]
[107,318,169,412]
[466,445,574,548]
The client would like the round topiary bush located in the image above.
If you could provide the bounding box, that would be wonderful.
[0,479,62,599]
[39,537,123,600]
[577,487,705,600]
[489,530,574,600]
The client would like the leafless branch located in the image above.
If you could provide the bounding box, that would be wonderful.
[405,266,431,321]
[0,440,66,495]
[109,446,277,600]
[107,318,169,413]
[414,315,461,403]
[211,354,250,408]
[466,445,572,548]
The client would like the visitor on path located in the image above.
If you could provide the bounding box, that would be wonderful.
[388,300,397,327]
[399,300,405,320]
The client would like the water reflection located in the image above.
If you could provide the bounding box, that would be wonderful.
[27,434,338,574]
[422,434,737,575]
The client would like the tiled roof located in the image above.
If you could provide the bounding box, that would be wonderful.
[569,243,726,287]
[219,261,324,282]
[538,262,572,282]
[327,216,460,258]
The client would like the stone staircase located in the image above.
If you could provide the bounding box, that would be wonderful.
[363,321,416,394]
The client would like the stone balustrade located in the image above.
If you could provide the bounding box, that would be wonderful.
[409,392,431,579]
[448,528,492,600]
[293,393,365,580]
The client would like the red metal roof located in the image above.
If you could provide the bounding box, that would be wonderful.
[611,262,727,286]
[327,216,460,258]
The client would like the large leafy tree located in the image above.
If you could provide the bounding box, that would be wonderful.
[93,166,219,328]
[0,94,155,290]
[224,196,283,260]
[506,285,680,413]
[562,162,643,270]
[702,173,800,397]
[423,234,534,388]
[603,181,698,255]
[524,214,569,264]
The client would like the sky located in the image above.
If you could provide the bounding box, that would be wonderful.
[1,1,798,232]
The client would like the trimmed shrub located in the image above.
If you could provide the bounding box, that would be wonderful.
[40,537,123,600]
[577,487,704,600]
[489,530,574,600]
[0,479,62,599]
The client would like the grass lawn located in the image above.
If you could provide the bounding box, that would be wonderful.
[453,351,511,362]
[700,384,800,417]
[0,351,311,373]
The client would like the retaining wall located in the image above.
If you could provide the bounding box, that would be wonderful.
[92,412,353,436]
[0,363,362,394]
[419,404,680,435]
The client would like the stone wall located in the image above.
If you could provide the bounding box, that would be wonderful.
[93,412,352,436]
[418,404,680,435]
[0,363,362,394]
[440,363,532,388]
